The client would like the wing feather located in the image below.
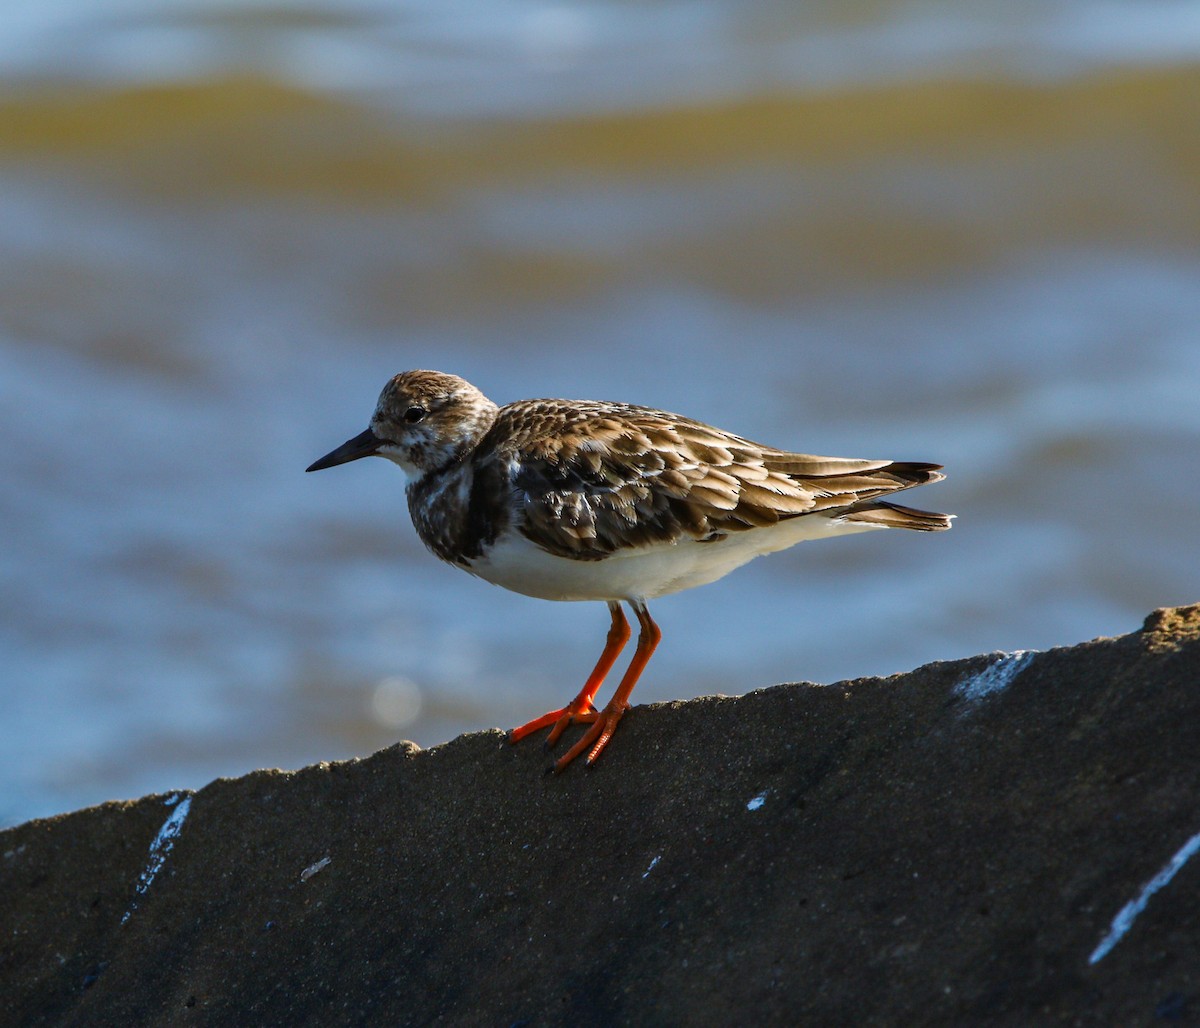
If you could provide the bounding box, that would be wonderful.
[477,400,944,560]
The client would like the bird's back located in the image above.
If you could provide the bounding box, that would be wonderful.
[475,398,951,563]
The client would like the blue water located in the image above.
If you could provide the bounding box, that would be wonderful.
[2,0,1199,825]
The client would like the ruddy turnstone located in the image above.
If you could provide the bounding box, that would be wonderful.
[307,370,952,771]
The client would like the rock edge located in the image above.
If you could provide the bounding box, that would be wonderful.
[3,605,1200,1026]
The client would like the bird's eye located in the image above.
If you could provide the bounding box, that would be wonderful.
[404,406,427,424]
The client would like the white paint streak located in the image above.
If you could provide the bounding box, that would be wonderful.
[300,855,332,882]
[1089,829,1200,965]
[747,791,768,811]
[642,855,661,879]
[121,792,192,925]
[953,650,1036,704]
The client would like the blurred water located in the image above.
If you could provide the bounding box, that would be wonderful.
[2,0,1199,825]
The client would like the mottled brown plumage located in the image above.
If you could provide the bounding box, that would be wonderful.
[307,370,953,771]
[475,399,947,560]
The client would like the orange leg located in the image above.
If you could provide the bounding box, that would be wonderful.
[508,602,631,746]
[554,601,661,773]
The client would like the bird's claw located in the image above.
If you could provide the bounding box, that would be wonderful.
[508,701,598,747]
[552,704,628,773]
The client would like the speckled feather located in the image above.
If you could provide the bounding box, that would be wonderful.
[362,371,950,571]
[308,370,953,768]
[481,400,946,560]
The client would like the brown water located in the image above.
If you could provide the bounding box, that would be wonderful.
[3,1,1199,824]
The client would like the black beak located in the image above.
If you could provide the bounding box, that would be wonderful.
[306,428,383,472]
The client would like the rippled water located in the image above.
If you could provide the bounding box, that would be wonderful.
[3,0,1199,825]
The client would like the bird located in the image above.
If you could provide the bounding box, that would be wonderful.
[307,370,952,772]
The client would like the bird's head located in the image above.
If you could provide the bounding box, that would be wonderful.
[306,370,498,482]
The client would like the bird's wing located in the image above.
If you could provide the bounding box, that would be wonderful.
[485,401,941,560]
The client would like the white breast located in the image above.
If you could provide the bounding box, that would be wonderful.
[466,514,885,602]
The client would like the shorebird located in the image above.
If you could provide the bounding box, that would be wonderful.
[307,370,952,771]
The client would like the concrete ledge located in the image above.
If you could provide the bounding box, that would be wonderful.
[4,605,1200,1025]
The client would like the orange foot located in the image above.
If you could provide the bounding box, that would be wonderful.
[552,702,629,773]
[508,602,629,752]
[508,700,598,747]
[508,601,659,773]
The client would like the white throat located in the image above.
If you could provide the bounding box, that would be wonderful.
[375,448,417,483]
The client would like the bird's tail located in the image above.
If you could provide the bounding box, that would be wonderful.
[837,500,954,532]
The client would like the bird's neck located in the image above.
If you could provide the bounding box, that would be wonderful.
[406,456,503,568]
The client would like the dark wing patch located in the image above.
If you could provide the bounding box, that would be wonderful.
[480,400,944,561]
